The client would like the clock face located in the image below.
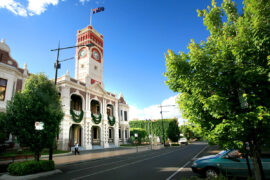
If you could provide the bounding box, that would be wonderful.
[79,49,86,58]
[93,50,100,60]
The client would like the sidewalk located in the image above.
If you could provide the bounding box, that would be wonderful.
[50,144,164,166]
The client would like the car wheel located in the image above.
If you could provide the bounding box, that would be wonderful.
[205,168,218,178]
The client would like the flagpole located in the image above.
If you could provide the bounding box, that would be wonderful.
[90,9,93,26]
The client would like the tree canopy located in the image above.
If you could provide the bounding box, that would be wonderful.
[165,0,270,179]
[6,73,64,161]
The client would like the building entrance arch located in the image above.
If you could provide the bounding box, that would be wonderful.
[69,124,82,148]
[91,126,101,145]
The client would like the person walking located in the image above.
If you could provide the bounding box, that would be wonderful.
[75,142,80,155]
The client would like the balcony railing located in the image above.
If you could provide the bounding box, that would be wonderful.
[73,109,81,116]
[92,139,101,145]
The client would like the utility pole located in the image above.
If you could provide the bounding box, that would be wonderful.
[146,119,152,150]
[158,104,175,147]
[151,120,152,149]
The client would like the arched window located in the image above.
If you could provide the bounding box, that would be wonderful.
[70,94,82,111]
[91,99,101,114]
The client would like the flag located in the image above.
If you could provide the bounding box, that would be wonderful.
[92,7,105,14]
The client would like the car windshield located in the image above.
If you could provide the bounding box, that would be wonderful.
[217,150,228,156]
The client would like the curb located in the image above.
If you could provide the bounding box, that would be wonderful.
[41,152,72,158]
[0,169,62,180]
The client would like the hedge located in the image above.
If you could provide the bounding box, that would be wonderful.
[130,128,147,144]
[7,160,55,176]
[129,118,177,143]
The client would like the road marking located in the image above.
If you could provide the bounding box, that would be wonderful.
[192,145,208,160]
[166,161,191,180]
[67,150,165,173]
[72,147,188,180]
[166,145,208,180]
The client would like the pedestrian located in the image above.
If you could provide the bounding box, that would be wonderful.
[75,142,80,155]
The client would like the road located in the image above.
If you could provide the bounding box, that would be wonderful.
[41,142,208,180]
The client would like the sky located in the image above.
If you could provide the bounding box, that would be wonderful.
[0,0,244,123]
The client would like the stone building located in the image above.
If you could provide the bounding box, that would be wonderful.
[0,24,130,150]
[0,39,29,113]
[56,24,130,150]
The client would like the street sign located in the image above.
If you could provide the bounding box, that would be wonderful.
[35,122,44,130]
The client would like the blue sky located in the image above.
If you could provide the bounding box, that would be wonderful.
[0,0,243,121]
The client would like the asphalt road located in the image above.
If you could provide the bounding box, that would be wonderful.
[40,142,208,180]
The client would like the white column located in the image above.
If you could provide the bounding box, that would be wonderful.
[114,102,119,147]
[84,92,92,150]
[102,97,109,148]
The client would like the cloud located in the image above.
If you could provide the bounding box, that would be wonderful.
[0,0,27,16]
[0,0,85,16]
[79,0,90,5]
[27,0,59,15]
[129,95,187,125]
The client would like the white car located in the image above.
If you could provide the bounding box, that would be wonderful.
[179,138,188,145]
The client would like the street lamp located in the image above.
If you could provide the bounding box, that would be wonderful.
[134,133,138,152]
[158,104,176,147]
[146,119,152,150]
[51,42,94,85]
[49,42,94,160]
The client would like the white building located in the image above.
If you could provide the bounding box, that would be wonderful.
[0,39,29,113]
[0,25,130,150]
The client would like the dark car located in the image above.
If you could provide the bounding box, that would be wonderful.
[191,150,270,178]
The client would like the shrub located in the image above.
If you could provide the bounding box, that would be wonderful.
[7,160,55,176]
[130,128,147,144]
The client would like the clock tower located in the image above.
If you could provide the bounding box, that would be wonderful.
[75,25,104,86]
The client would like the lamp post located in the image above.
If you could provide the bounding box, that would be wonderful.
[146,119,152,150]
[158,104,176,147]
[51,42,94,85]
[49,42,94,160]
[134,133,138,152]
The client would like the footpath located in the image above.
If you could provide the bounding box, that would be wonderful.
[0,144,164,167]
[50,145,164,166]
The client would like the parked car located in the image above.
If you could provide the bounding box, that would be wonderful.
[179,138,188,145]
[191,150,270,178]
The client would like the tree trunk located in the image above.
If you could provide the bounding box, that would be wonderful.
[251,144,265,180]
[49,148,53,160]
[243,142,252,177]
[35,151,40,161]
[245,153,252,177]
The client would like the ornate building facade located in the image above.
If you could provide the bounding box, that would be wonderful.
[56,25,130,150]
[0,25,130,150]
[0,39,29,113]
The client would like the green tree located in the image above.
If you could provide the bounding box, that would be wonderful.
[166,119,180,142]
[6,74,64,161]
[130,128,147,144]
[164,0,270,179]
[179,124,205,141]
[0,112,9,144]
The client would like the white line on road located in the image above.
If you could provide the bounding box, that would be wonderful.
[166,161,191,180]
[166,145,208,180]
[67,150,164,174]
[72,147,189,180]
[192,145,208,160]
